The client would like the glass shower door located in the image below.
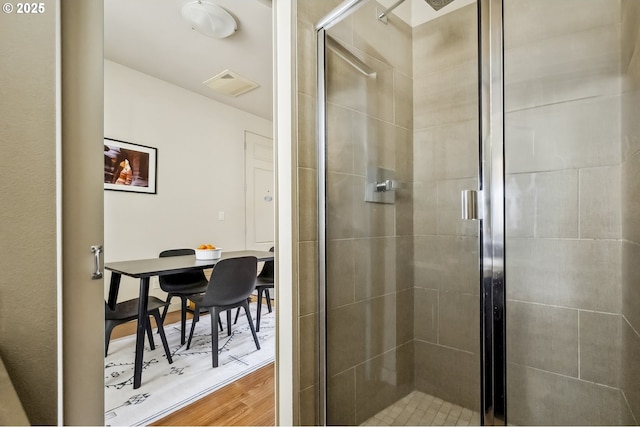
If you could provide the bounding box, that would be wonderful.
[503,0,639,425]
[318,0,483,424]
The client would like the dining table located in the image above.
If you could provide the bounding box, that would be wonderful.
[105,249,275,389]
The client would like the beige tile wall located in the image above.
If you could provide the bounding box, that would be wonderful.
[411,3,481,412]
[505,0,635,424]
[621,0,640,422]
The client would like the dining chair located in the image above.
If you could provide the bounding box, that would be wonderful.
[186,256,260,368]
[234,246,274,331]
[105,296,173,364]
[158,248,209,345]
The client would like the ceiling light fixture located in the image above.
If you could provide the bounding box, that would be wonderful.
[181,1,237,39]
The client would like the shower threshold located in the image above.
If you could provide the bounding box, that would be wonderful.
[360,390,481,426]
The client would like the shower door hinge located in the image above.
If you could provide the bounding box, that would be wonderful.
[461,190,479,220]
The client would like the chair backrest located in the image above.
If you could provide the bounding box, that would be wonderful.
[201,256,258,307]
[257,246,275,280]
[158,248,207,289]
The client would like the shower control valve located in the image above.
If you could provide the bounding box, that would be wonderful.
[374,179,403,192]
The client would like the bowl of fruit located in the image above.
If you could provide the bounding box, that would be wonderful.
[195,244,222,260]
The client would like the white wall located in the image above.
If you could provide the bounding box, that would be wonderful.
[104,60,272,302]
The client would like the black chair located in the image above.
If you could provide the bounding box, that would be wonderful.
[235,246,274,332]
[105,297,173,365]
[158,249,209,345]
[186,256,260,368]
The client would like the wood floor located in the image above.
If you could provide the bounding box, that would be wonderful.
[109,308,275,426]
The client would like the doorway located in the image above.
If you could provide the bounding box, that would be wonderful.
[317,0,640,425]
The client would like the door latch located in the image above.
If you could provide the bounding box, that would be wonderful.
[461,190,479,220]
[91,245,103,280]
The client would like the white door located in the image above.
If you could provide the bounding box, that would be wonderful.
[61,1,105,424]
[245,131,275,251]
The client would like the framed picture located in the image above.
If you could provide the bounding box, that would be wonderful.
[104,138,157,194]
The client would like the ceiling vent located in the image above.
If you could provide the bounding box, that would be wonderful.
[203,69,260,97]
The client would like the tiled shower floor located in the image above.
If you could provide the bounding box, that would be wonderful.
[361,391,481,426]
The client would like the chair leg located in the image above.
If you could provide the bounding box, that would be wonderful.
[242,300,260,350]
[256,288,263,332]
[234,307,241,324]
[226,309,232,336]
[218,315,223,332]
[161,294,173,322]
[212,307,221,368]
[105,321,116,357]
[180,297,188,345]
[146,317,156,350]
[265,288,272,313]
[186,307,200,350]
[151,309,173,364]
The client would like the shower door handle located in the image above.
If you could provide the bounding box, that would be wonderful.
[461,190,479,220]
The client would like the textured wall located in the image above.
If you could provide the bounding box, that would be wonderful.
[621,0,640,422]
[0,1,58,424]
[504,0,634,424]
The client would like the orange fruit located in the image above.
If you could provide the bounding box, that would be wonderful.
[206,244,215,249]
[197,244,207,250]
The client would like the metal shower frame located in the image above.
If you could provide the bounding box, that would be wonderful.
[315,0,506,424]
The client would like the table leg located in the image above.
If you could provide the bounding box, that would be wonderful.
[133,277,150,389]
[107,272,121,310]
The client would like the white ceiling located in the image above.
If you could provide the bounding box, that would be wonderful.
[104,0,274,121]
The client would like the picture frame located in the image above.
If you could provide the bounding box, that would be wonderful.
[104,138,157,194]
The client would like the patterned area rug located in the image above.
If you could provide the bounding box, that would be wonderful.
[104,304,275,426]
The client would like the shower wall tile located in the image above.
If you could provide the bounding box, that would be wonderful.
[534,170,579,238]
[505,95,621,174]
[327,368,356,426]
[327,239,355,310]
[297,20,316,97]
[413,182,437,235]
[621,90,640,161]
[299,241,318,316]
[504,0,620,50]
[355,343,414,424]
[621,319,640,421]
[414,235,479,295]
[396,289,414,345]
[299,385,319,426]
[372,119,398,172]
[622,0,640,76]
[579,166,621,239]
[436,178,480,237]
[414,340,480,411]
[354,237,397,300]
[507,362,635,426]
[298,93,317,169]
[394,71,414,130]
[365,294,399,357]
[579,311,621,388]
[622,241,640,335]
[505,23,621,112]
[298,167,318,242]
[396,236,414,292]
[622,152,640,244]
[352,0,413,77]
[413,129,437,183]
[507,301,579,377]
[433,120,479,181]
[326,103,355,174]
[505,173,536,238]
[438,292,479,354]
[414,287,438,343]
[414,62,478,131]
[327,302,366,376]
[395,125,413,183]
[395,183,413,236]
[300,313,319,390]
[327,172,357,240]
[412,4,477,76]
[298,0,343,26]
[506,238,621,313]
